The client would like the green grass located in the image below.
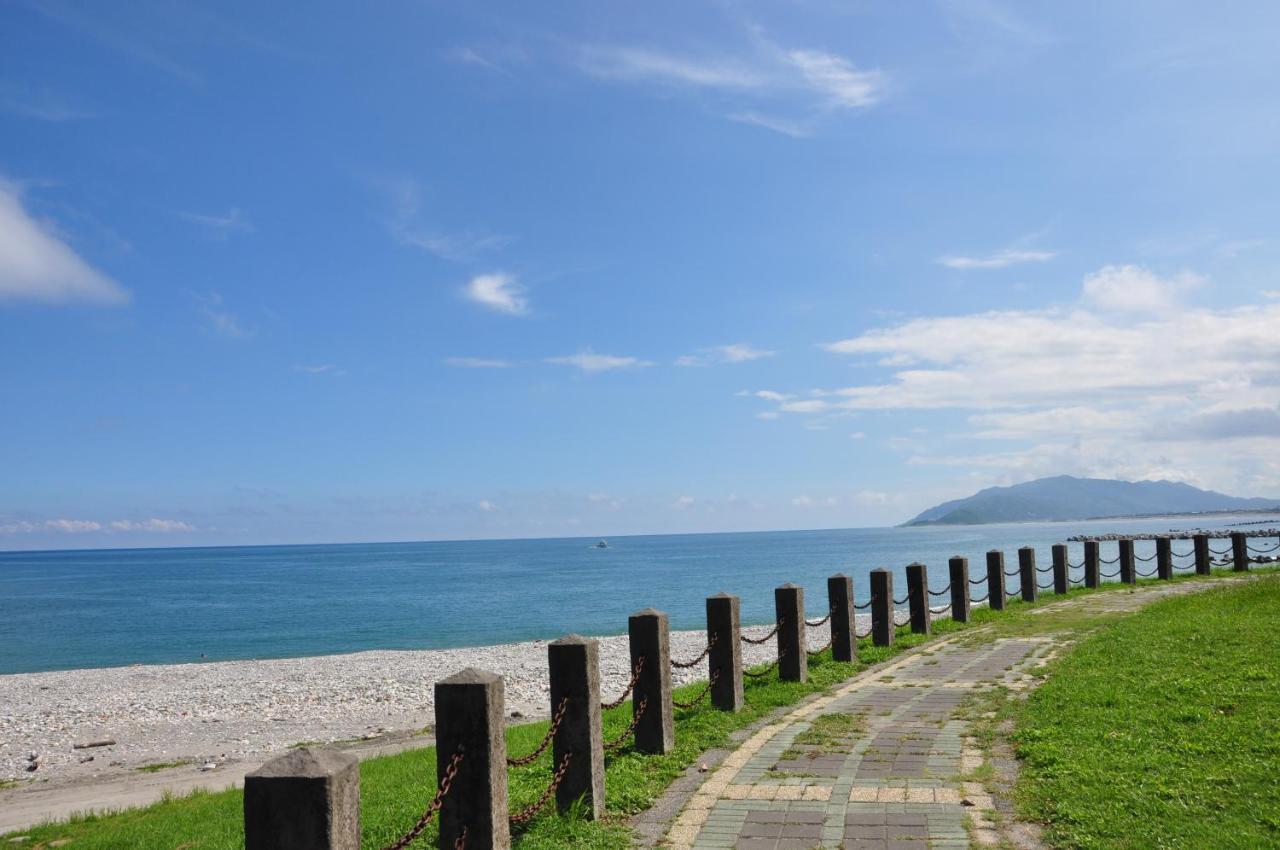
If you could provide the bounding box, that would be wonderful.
[1012,575,1280,849]
[3,569,1269,849]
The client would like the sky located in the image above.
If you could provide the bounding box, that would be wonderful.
[2,1,1279,550]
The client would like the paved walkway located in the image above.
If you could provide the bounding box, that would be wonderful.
[657,580,1226,850]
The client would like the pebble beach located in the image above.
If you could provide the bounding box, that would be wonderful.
[0,616,901,784]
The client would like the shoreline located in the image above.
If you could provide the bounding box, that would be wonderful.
[1,616,901,786]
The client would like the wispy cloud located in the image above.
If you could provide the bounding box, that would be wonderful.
[577,29,886,137]
[380,176,510,261]
[0,180,129,306]
[294,364,346,376]
[546,349,652,373]
[676,343,775,366]
[936,249,1055,269]
[445,356,513,369]
[179,207,253,236]
[1,517,194,534]
[198,292,249,338]
[463,272,528,315]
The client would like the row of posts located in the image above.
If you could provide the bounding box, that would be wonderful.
[241,532,1261,849]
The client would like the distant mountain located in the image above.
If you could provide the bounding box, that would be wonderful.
[904,475,1280,526]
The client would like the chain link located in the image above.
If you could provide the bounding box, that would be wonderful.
[603,698,647,751]
[741,621,782,645]
[804,613,832,627]
[453,827,467,850]
[743,658,780,678]
[601,657,645,710]
[927,584,952,596]
[509,750,573,826]
[381,749,464,850]
[673,671,719,709]
[805,637,833,657]
[672,635,716,669]
[507,697,568,767]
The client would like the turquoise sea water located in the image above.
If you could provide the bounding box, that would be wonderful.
[1,516,1275,674]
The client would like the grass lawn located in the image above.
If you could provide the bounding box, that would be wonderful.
[2,568,1270,849]
[1012,574,1280,849]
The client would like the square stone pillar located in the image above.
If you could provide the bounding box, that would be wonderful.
[905,563,930,635]
[434,669,509,850]
[1231,532,1249,571]
[775,583,807,683]
[985,551,1007,611]
[706,593,743,711]
[1193,534,1211,575]
[1084,540,1101,588]
[1051,544,1068,595]
[870,568,893,647]
[1156,537,1173,581]
[1018,547,1038,602]
[548,635,604,818]
[244,748,360,850]
[948,556,971,623]
[826,574,857,662]
[1119,538,1136,585]
[628,609,674,754]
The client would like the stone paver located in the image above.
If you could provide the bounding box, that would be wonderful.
[657,580,1228,850]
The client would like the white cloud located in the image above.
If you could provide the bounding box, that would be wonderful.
[199,293,248,337]
[477,499,496,512]
[0,182,129,305]
[546,349,652,373]
[756,411,780,420]
[463,272,528,315]
[295,364,345,375]
[577,33,886,136]
[1081,264,1203,313]
[785,49,883,108]
[379,176,509,261]
[108,518,195,532]
[672,495,695,510]
[792,494,839,508]
[179,207,253,235]
[676,343,775,366]
[1262,290,1280,299]
[766,264,1280,495]
[45,519,102,532]
[936,249,1055,269]
[849,431,866,439]
[445,356,513,368]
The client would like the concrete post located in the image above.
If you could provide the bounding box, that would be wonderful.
[905,563,930,635]
[548,635,604,818]
[1084,540,1101,588]
[948,556,971,623]
[1051,544,1068,595]
[1018,547,1038,603]
[1119,538,1136,585]
[775,583,807,683]
[826,574,857,662]
[244,748,360,850]
[434,669,509,850]
[1231,532,1249,571]
[1193,534,1211,575]
[985,550,1007,611]
[1157,537,1173,581]
[706,593,743,712]
[870,569,894,647]
[628,609,674,754]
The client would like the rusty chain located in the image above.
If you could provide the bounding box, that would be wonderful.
[671,634,717,669]
[805,637,832,657]
[506,696,568,767]
[602,697,647,751]
[740,621,783,644]
[509,750,573,826]
[380,749,464,850]
[601,656,645,710]
[804,611,832,627]
[672,670,719,709]
[453,827,467,850]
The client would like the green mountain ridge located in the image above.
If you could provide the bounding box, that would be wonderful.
[905,475,1280,526]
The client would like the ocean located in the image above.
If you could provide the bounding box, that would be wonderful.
[1,516,1274,674]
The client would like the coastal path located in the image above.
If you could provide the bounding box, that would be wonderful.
[638,579,1234,850]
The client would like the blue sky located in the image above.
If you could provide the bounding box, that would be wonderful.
[3,0,1279,550]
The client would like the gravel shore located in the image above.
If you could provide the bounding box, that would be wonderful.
[1,616,897,784]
